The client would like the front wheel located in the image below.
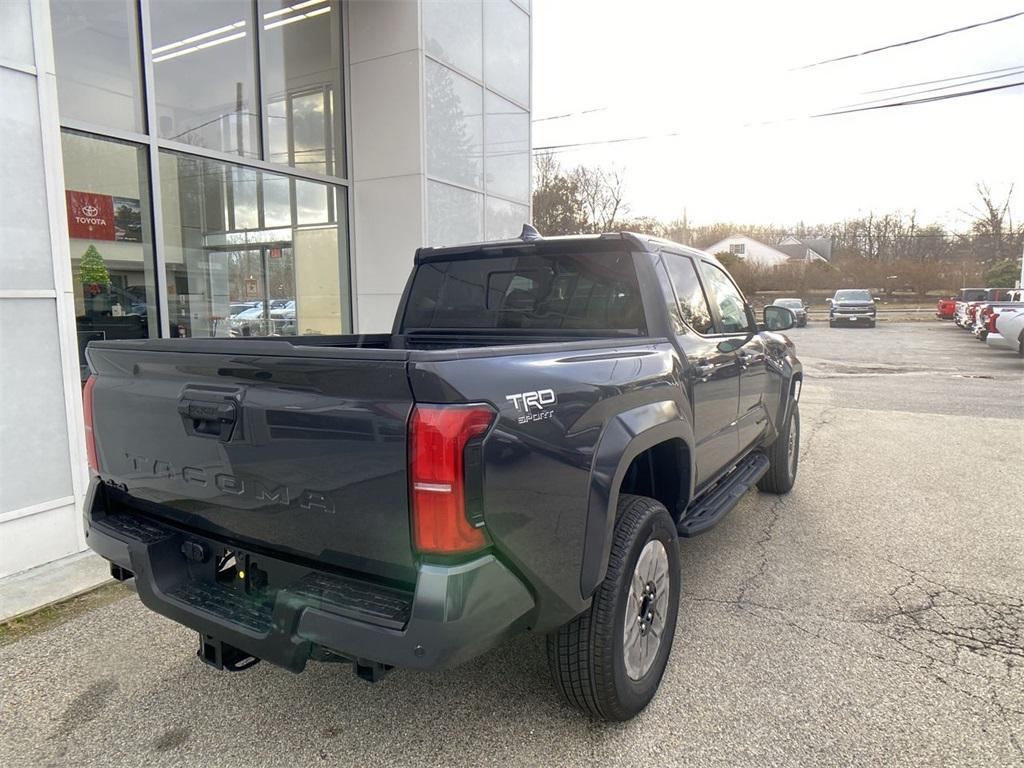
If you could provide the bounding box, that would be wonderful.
[758,401,799,494]
[547,495,680,721]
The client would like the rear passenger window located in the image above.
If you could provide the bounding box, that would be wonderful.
[403,250,646,333]
[661,255,715,334]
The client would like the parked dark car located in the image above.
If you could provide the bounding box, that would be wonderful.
[772,298,808,326]
[82,231,802,721]
[828,289,876,328]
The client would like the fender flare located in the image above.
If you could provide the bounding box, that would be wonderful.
[579,400,694,598]
[775,359,803,431]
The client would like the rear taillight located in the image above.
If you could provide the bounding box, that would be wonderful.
[409,404,495,555]
[83,374,99,472]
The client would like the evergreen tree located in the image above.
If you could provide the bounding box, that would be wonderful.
[79,244,110,290]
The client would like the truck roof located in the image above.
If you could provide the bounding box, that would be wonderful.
[414,230,717,266]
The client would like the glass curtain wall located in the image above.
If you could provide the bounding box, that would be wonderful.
[61,131,158,377]
[423,0,531,246]
[51,0,351,352]
[160,151,348,338]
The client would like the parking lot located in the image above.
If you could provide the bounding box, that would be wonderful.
[1,321,1021,767]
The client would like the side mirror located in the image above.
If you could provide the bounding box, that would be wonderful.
[762,305,795,331]
[825,297,833,306]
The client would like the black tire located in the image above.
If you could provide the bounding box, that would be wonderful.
[547,495,680,721]
[829,320,836,328]
[868,320,876,328]
[758,401,799,494]
[1018,330,1023,357]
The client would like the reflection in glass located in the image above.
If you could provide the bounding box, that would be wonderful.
[485,197,529,240]
[426,60,483,189]
[261,0,345,177]
[60,131,157,376]
[51,0,145,132]
[485,91,530,203]
[159,151,349,339]
[150,0,258,157]
[484,0,530,106]
[428,180,483,246]
[423,0,482,80]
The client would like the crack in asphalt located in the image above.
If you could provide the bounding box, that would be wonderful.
[687,555,1024,759]
[686,394,1023,758]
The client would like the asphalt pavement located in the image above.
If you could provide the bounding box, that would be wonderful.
[1,320,1022,767]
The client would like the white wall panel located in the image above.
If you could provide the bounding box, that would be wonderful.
[0,68,55,291]
[485,196,529,240]
[349,0,420,64]
[423,0,482,79]
[353,174,422,294]
[483,0,529,106]
[0,0,35,68]
[0,300,74,514]
[0,502,80,580]
[425,59,483,189]
[350,49,423,181]
[427,180,483,246]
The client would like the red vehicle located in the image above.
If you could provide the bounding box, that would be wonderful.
[941,288,985,321]
[935,297,956,320]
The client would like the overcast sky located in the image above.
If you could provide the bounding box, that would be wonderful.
[531,0,1024,232]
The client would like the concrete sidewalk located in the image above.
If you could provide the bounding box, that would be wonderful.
[0,551,111,623]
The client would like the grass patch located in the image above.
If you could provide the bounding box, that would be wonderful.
[0,582,133,647]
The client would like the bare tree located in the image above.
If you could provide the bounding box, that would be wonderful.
[573,166,627,232]
[962,182,1020,263]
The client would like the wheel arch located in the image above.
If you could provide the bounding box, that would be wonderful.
[580,401,694,599]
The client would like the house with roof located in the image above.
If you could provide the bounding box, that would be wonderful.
[776,235,832,263]
[705,234,831,267]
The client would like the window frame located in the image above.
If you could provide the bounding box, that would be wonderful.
[697,259,754,336]
[658,252,717,338]
[52,0,355,339]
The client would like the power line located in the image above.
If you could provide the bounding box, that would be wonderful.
[840,67,1024,109]
[531,107,608,123]
[862,63,1024,94]
[531,80,1024,154]
[792,11,1024,70]
[810,79,1024,118]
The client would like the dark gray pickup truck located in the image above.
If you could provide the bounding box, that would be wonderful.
[83,231,802,720]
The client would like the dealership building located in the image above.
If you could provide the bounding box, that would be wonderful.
[0,0,532,611]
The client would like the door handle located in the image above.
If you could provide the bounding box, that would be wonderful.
[178,392,239,441]
[694,360,716,379]
[736,350,762,369]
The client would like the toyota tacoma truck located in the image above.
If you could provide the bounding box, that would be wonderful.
[83,230,802,721]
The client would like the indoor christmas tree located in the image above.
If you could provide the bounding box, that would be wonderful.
[79,244,110,295]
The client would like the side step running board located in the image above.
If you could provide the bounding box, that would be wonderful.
[677,452,770,537]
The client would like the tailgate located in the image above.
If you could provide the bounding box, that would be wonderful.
[87,343,415,583]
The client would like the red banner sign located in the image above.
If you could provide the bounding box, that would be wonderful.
[66,190,115,241]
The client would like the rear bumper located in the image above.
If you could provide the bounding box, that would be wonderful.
[85,480,534,673]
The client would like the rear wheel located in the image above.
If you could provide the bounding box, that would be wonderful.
[758,401,799,494]
[1018,330,1023,357]
[547,495,680,721]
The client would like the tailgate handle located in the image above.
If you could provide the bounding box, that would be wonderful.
[178,399,238,441]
